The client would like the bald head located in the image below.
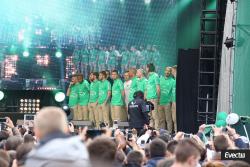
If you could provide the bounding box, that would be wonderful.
[165,67,172,77]
[129,68,137,78]
[172,65,177,78]
[34,107,68,139]
[136,69,144,78]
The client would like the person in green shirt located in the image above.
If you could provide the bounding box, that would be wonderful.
[121,47,130,74]
[88,72,100,127]
[146,45,153,64]
[111,70,127,122]
[145,63,160,129]
[140,47,148,69]
[89,46,98,72]
[66,74,79,121]
[108,46,116,70]
[158,67,175,132]
[98,71,111,127]
[98,46,106,71]
[171,65,177,132]
[152,46,161,73]
[129,46,137,68]
[81,47,89,77]
[136,69,147,93]
[128,68,138,103]
[77,74,90,121]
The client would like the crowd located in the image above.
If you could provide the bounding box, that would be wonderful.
[67,63,177,133]
[72,45,161,77]
[0,107,249,167]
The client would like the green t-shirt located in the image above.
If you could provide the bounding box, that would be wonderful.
[171,79,176,102]
[152,51,161,66]
[129,77,138,102]
[121,51,130,65]
[68,83,79,107]
[98,80,111,104]
[81,49,89,62]
[109,51,116,64]
[78,80,90,106]
[90,49,98,62]
[146,72,160,100]
[159,76,175,105]
[137,77,147,93]
[89,80,99,103]
[129,52,137,66]
[111,79,124,106]
[146,51,153,64]
[140,50,148,65]
[98,50,106,64]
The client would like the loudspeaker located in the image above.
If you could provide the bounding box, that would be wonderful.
[16,119,24,126]
[71,120,94,128]
[176,49,199,133]
[118,121,129,129]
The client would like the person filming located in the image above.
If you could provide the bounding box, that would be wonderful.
[128,91,150,133]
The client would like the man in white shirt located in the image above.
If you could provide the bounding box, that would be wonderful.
[123,71,132,112]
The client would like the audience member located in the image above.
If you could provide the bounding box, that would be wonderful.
[25,107,90,167]
[88,136,117,167]
[125,150,144,167]
[171,139,201,167]
[146,138,167,167]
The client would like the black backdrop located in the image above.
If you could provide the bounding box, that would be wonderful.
[176,49,199,133]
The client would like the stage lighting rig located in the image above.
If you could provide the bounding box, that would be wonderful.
[55,92,66,102]
[19,98,40,113]
[23,51,29,57]
[0,91,4,101]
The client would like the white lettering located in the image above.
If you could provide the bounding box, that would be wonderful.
[224,152,245,159]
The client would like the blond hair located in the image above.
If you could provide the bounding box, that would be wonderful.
[35,107,68,136]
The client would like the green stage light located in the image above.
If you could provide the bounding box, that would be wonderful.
[0,91,4,101]
[23,51,29,57]
[55,51,62,58]
[145,0,151,5]
[55,92,65,102]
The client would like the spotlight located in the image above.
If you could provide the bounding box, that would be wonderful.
[62,104,70,116]
[145,0,151,5]
[23,51,29,57]
[19,98,40,113]
[55,51,62,58]
[224,37,234,49]
[55,92,66,102]
[0,91,4,101]
[62,105,69,110]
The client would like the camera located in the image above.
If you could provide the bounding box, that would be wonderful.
[0,118,7,131]
[145,101,154,112]
[86,129,105,139]
[99,122,106,128]
[184,133,192,138]
[24,114,35,128]
[113,120,118,129]
[127,133,133,141]
[222,127,228,133]
[0,118,6,123]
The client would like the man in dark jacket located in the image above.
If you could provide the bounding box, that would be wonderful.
[128,91,149,133]
[146,138,167,167]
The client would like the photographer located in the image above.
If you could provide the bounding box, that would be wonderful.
[128,91,150,133]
